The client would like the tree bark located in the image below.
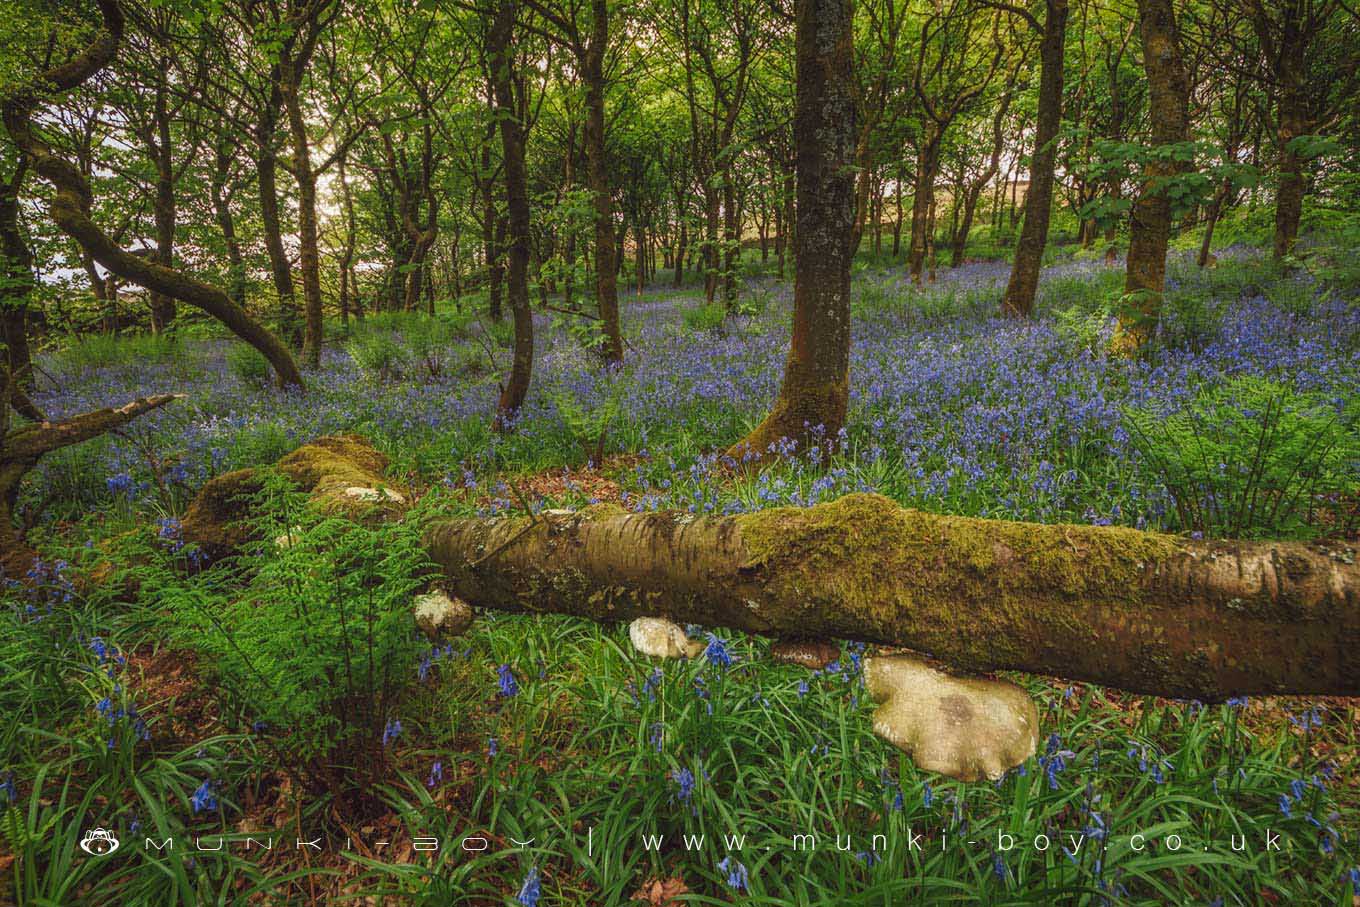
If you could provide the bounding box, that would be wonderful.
[255,89,300,346]
[489,0,534,430]
[582,0,624,364]
[280,60,325,368]
[1,156,37,406]
[1117,0,1190,349]
[1,0,303,389]
[1000,0,1068,317]
[425,492,1360,700]
[2,393,181,574]
[906,132,940,284]
[144,67,177,334]
[728,0,854,460]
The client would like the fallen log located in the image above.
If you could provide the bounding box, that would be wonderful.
[425,493,1360,700]
[179,437,1359,700]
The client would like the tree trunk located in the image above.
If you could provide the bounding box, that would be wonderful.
[1197,177,1231,267]
[582,2,624,364]
[1000,0,1068,318]
[1117,0,1191,349]
[211,138,247,309]
[728,0,854,460]
[489,0,533,431]
[906,134,940,283]
[673,217,687,288]
[3,393,181,575]
[146,71,177,334]
[1,157,36,401]
[281,63,324,368]
[256,94,299,346]
[425,492,1360,701]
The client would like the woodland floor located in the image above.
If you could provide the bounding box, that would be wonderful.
[4,244,1359,905]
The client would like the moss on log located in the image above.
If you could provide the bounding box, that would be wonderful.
[424,493,1360,700]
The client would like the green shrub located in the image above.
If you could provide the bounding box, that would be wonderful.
[155,474,430,806]
[851,281,895,318]
[682,302,727,334]
[346,330,409,381]
[1126,376,1360,538]
[549,382,624,466]
[225,344,272,386]
[52,333,181,372]
[1036,268,1124,316]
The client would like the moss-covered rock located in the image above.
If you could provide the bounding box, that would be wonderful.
[181,435,407,558]
[180,467,268,558]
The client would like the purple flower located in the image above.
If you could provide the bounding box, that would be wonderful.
[498,664,519,698]
[702,633,733,669]
[672,767,695,803]
[382,718,402,747]
[190,779,217,814]
[516,866,541,907]
[718,856,748,891]
[426,761,443,788]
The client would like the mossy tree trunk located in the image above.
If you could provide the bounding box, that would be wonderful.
[425,493,1360,700]
[488,0,535,430]
[1115,0,1190,349]
[728,0,855,461]
[581,0,625,364]
[2,155,38,410]
[1000,0,1068,318]
[2,392,181,576]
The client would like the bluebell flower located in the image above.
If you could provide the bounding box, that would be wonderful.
[718,856,748,891]
[498,664,520,698]
[672,767,695,803]
[427,761,443,788]
[1278,794,1292,818]
[516,866,541,907]
[0,771,16,804]
[855,850,881,866]
[190,780,217,814]
[382,718,402,747]
[488,737,498,756]
[702,634,732,669]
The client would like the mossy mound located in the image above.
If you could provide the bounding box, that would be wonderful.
[181,435,406,558]
[180,467,268,558]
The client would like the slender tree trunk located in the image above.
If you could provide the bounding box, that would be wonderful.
[729,0,854,460]
[583,2,624,363]
[907,135,940,283]
[146,73,177,334]
[281,63,324,368]
[1197,177,1232,267]
[489,0,533,430]
[673,216,687,288]
[1000,0,1068,317]
[211,140,247,309]
[255,87,300,347]
[1117,0,1191,349]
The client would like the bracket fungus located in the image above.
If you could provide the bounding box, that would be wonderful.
[865,654,1039,782]
[629,617,704,659]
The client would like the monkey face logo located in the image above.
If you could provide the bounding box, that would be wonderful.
[79,828,120,856]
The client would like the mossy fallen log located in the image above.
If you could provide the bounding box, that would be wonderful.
[179,437,1359,700]
[424,493,1360,700]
